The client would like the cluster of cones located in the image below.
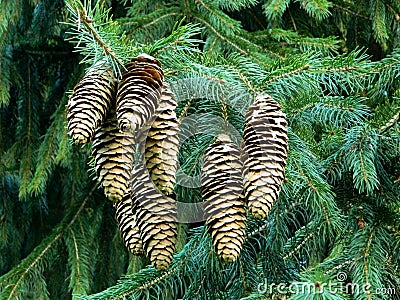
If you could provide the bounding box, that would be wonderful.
[67,53,288,269]
[201,93,288,262]
[67,54,179,270]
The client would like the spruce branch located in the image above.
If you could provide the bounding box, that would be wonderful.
[236,33,285,59]
[18,143,34,199]
[299,0,332,21]
[0,184,98,300]
[145,21,202,56]
[311,65,360,73]
[287,131,343,233]
[28,94,68,196]
[263,64,310,85]
[192,15,273,68]
[0,0,27,106]
[289,95,370,128]
[384,2,400,21]
[27,120,58,195]
[178,96,195,120]
[195,0,242,34]
[16,61,41,199]
[293,162,333,226]
[348,225,391,300]
[214,0,259,12]
[193,16,247,56]
[283,225,317,261]
[64,0,133,75]
[328,126,380,194]
[14,48,76,56]
[332,3,370,20]
[68,228,87,296]
[252,29,340,54]
[379,110,400,133]
[0,41,12,106]
[77,228,207,299]
[67,2,118,59]
[324,259,355,275]
[119,8,183,41]
[66,203,103,297]
[362,226,377,292]
[218,64,258,94]
[372,0,389,50]
[27,67,84,195]
[246,224,268,237]
[263,0,291,20]
[356,62,397,80]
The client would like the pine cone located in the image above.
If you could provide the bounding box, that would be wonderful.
[116,54,164,132]
[91,113,135,202]
[242,93,288,219]
[67,62,116,144]
[131,163,177,270]
[143,83,180,195]
[201,134,246,262]
[114,193,144,255]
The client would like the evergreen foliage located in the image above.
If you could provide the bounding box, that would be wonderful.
[0,0,400,299]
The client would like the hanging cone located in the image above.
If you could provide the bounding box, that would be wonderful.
[242,93,288,219]
[114,193,144,255]
[201,134,246,262]
[91,112,135,202]
[131,163,177,270]
[142,83,180,196]
[116,54,164,132]
[67,62,116,144]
